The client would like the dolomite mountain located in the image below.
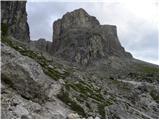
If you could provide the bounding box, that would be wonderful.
[52,8,132,65]
[1,1,159,119]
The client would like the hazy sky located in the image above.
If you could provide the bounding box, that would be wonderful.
[26,0,159,64]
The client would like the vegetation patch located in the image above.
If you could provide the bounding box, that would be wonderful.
[98,97,115,118]
[140,65,158,74]
[127,64,159,83]
[57,89,86,118]
[58,80,115,118]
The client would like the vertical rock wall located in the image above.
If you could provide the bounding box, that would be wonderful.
[1,1,30,42]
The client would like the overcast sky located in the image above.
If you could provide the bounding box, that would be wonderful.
[26,0,159,64]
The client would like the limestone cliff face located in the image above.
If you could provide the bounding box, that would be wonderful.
[1,1,30,42]
[29,38,53,54]
[52,8,132,65]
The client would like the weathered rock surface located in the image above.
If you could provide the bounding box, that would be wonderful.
[53,8,132,65]
[1,1,30,42]
[1,81,74,119]
[57,60,159,118]
[1,43,61,103]
[29,38,53,54]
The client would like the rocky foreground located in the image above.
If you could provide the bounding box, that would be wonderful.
[1,1,159,119]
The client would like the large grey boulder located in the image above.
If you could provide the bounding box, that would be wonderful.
[1,43,60,103]
[52,8,132,65]
[1,1,30,42]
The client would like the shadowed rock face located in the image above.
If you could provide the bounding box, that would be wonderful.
[53,8,132,65]
[1,1,30,42]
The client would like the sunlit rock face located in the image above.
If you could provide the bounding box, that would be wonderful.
[1,1,30,42]
[52,8,132,65]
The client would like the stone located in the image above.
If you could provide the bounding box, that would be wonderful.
[59,79,65,85]
[88,116,94,119]
[67,113,80,119]
[13,105,29,117]
[1,1,30,42]
[95,116,101,119]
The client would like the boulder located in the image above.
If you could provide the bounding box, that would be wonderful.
[67,113,80,119]
[1,43,60,103]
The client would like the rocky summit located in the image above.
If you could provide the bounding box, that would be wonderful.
[53,8,132,65]
[1,1,159,119]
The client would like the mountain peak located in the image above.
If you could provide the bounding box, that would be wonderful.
[71,8,88,14]
[52,8,132,65]
[53,8,100,33]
